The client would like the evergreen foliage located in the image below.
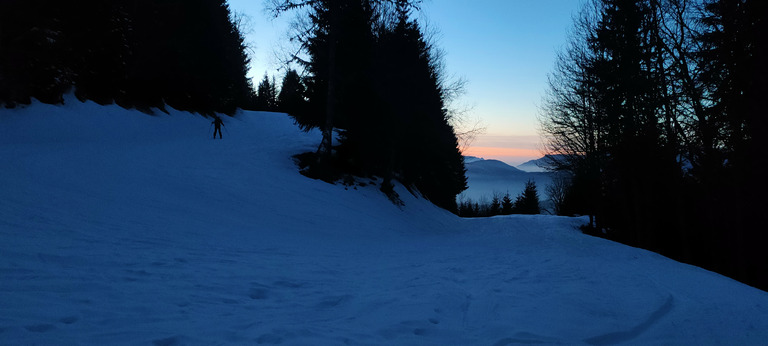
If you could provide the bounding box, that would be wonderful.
[513,180,540,215]
[273,0,466,212]
[540,0,768,290]
[373,3,466,211]
[277,69,309,118]
[501,194,514,215]
[281,0,379,158]
[457,186,543,218]
[0,0,70,106]
[0,0,255,115]
[489,194,502,216]
[255,74,278,111]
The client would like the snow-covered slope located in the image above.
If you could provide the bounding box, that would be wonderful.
[2,98,768,345]
[459,157,553,203]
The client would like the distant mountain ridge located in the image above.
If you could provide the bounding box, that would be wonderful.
[465,158,525,175]
[516,155,567,172]
[463,156,484,164]
[459,156,553,203]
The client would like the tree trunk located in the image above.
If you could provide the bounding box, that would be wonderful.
[319,14,337,163]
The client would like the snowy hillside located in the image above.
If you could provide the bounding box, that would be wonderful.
[459,157,554,204]
[2,98,768,345]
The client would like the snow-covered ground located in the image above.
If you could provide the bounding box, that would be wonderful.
[2,98,767,345]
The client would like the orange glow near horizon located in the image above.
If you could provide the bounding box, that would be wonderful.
[462,146,543,166]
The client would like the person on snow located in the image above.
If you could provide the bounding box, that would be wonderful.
[212,115,224,139]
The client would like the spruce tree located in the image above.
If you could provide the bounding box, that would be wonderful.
[255,74,278,111]
[278,69,308,117]
[538,0,768,290]
[513,180,541,215]
[374,3,466,211]
[489,194,502,216]
[542,0,678,244]
[1,0,254,114]
[0,0,70,106]
[501,193,513,215]
[275,0,379,160]
[272,0,466,212]
[694,0,768,290]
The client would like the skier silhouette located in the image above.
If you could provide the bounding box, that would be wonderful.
[212,116,223,139]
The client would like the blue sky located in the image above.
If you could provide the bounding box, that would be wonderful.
[226,0,582,165]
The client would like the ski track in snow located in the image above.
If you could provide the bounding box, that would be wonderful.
[1,98,768,345]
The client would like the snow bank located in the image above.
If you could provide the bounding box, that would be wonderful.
[1,98,767,345]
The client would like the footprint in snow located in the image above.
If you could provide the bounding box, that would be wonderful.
[152,335,185,346]
[59,316,79,324]
[24,323,56,333]
[256,333,283,344]
[125,269,152,276]
[379,320,437,340]
[248,288,269,300]
[316,295,353,308]
[493,332,561,346]
[272,280,306,288]
[222,298,240,304]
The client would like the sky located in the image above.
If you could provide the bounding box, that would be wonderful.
[226,0,583,166]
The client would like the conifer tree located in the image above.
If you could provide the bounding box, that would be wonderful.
[501,193,513,215]
[694,0,768,290]
[255,74,278,111]
[513,180,541,215]
[542,0,678,243]
[539,0,768,290]
[273,0,380,160]
[373,2,466,211]
[0,0,70,106]
[489,194,502,216]
[278,69,308,117]
[65,0,130,106]
[272,0,465,212]
[1,0,255,114]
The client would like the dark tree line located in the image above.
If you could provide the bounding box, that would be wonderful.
[0,0,254,115]
[458,180,541,217]
[541,0,768,290]
[273,0,466,212]
[255,74,279,111]
[252,70,308,113]
[277,69,309,116]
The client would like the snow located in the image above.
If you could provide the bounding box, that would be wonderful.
[2,97,768,345]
